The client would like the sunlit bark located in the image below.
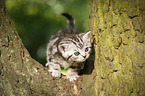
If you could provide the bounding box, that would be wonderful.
[89,0,145,95]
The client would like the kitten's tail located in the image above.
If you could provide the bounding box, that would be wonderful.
[61,13,75,30]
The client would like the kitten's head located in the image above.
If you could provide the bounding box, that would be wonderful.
[58,31,91,62]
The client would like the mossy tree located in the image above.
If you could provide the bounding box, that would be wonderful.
[0,0,144,96]
[89,0,145,95]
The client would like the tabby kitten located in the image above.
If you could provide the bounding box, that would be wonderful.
[46,13,91,81]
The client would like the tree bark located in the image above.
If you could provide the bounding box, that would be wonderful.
[89,0,145,95]
[0,0,145,96]
[0,0,95,96]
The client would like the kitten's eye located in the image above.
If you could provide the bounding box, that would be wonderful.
[74,52,80,56]
[85,47,89,52]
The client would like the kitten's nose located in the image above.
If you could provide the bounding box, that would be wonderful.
[83,56,86,58]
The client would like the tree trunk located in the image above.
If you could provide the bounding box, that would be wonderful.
[0,0,145,96]
[0,0,95,96]
[89,0,145,95]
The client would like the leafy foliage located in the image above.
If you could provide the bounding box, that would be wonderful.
[5,0,89,65]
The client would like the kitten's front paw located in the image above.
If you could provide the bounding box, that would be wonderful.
[66,74,79,82]
[48,69,61,77]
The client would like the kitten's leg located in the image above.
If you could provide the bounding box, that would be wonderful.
[48,62,61,77]
[66,68,79,82]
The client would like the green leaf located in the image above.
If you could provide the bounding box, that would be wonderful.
[61,68,68,76]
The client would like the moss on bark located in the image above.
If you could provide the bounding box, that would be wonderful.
[89,0,145,95]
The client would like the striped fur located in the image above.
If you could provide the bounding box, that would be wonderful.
[46,13,91,81]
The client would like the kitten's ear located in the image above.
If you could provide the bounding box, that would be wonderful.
[59,45,65,52]
[79,31,91,40]
[83,31,91,39]
[58,44,69,53]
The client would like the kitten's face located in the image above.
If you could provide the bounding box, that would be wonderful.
[58,31,91,62]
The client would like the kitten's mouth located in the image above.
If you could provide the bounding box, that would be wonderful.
[82,58,87,62]
[75,59,86,63]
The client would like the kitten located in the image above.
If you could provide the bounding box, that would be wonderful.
[46,13,91,82]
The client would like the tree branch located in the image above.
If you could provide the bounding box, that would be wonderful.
[0,0,96,95]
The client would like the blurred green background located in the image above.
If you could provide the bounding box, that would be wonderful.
[5,0,89,66]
